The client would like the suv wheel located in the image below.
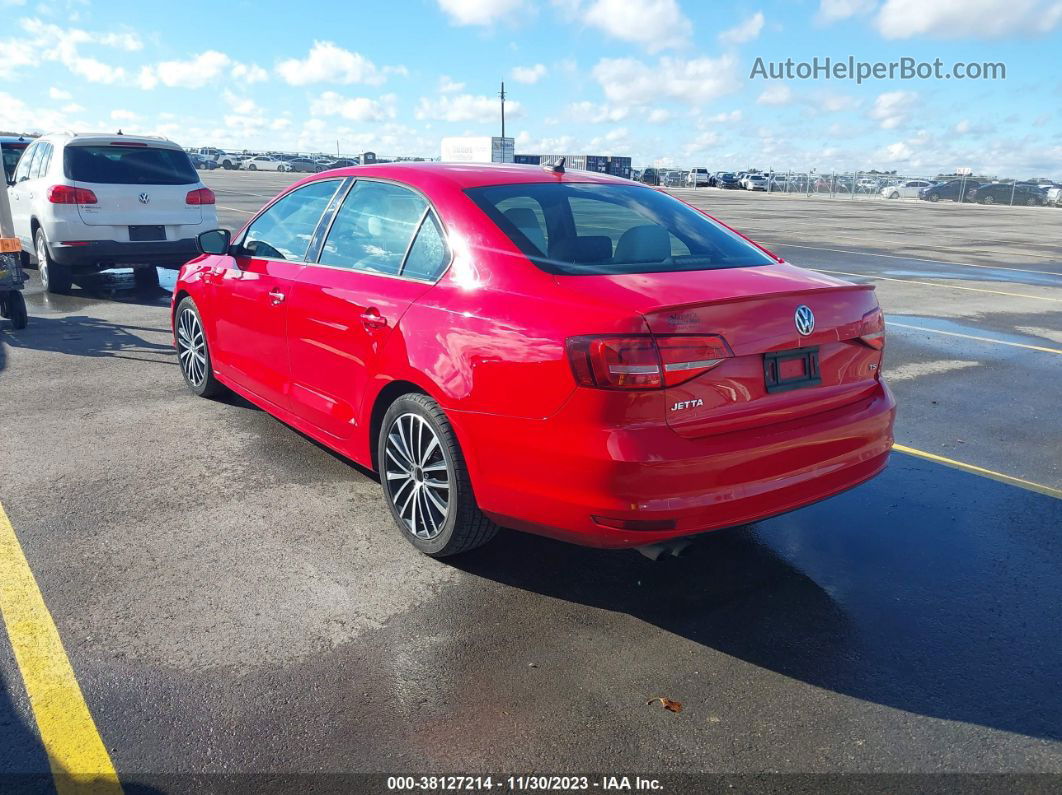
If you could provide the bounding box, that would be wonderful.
[175,297,224,398]
[378,393,498,557]
[35,228,72,293]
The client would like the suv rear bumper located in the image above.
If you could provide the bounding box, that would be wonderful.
[47,239,198,269]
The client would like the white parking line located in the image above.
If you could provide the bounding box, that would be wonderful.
[772,242,1062,278]
[218,206,253,214]
[887,322,1062,355]
[810,268,1062,302]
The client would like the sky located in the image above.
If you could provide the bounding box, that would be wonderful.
[1,0,1061,176]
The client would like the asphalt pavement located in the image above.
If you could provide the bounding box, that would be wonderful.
[0,172,1060,792]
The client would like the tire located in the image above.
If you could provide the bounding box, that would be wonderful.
[134,266,160,292]
[6,291,27,330]
[35,228,72,293]
[174,297,224,398]
[1026,197,1039,206]
[248,164,257,171]
[982,195,995,205]
[928,193,940,202]
[888,192,899,199]
[378,393,498,558]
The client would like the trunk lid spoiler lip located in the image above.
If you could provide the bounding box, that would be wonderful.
[640,282,875,318]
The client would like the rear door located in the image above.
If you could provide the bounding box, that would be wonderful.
[65,143,203,229]
[286,179,445,439]
[208,178,344,409]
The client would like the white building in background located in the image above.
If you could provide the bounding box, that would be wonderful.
[440,136,515,164]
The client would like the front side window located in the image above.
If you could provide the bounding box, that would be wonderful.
[242,179,342,261]
[13,144,35,182]
[318,180,427,275]
[26,144,46,180]
[467,182,775,275]
[3,143,29,182]
[64,145,199,185]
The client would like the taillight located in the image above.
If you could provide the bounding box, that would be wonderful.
[186,188,215,205]
[858,308,885,350]
[47,185,98,204]
[567,334,731,390]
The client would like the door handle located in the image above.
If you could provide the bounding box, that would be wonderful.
[269,289,285,305]
[360,309,388,329]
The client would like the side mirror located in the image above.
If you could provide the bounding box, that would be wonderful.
[197,229,231,256]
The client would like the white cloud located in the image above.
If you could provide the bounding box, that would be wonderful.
[311,91,398,122]
[415,93,522,122]
[61,102,84,113]
[877,141,914,161]
[568,100,629,123]
[582,0,690,53]
[17,18,140,84]
[757,84,792,105]
[869,90,917,128]
[719,11,765,45]
[231,62,268,83]
[437,0,526,25]
[276,41,403,86]
[706,109,743,122]
[439,75,465,93]
[511,63,547,84]
[684,131,721,157]
[49,86,72,100]
[592,55,740,105]
[876,0,1062,37]
[111,109,138,121]
[138,51,231,90]
[816,0,877,24]
[647,108,671,123]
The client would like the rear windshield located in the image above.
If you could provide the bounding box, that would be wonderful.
[2,144,27,182]
[466,182,775,275]
[64,145,198,185]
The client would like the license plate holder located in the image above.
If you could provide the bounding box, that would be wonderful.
[764,346,821,393]
[129,225,165,242]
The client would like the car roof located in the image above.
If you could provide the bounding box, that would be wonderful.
[309,161,636,191]
[0,135,32,144]
[34,132,183,149]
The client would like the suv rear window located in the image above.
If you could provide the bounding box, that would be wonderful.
[466,182,775,275]
[2,143,28,182]
[64,145,198,185]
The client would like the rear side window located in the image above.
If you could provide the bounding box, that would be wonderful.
[64,145,199,185]
[31,143,53,179]
[241,179,342,261]
[318,180,427,276]
[467,182,775,275]
[402,211,449,281]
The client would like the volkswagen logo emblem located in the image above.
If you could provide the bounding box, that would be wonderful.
[794,305,815,336]
[138,193,150,204]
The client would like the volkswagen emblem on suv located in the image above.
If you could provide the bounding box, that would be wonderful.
[794,305,815,335]
[138,193,150,204]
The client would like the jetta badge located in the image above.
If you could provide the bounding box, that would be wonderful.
[794,305,815,336]
[138,193,150,204]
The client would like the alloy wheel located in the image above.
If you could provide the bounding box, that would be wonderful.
[383,413,451,540]
[36,236,50,290]
[176,308,207,387]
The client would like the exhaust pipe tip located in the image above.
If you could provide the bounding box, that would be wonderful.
[635,539,693,561]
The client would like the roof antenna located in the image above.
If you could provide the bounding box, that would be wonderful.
[543,156,565,174]
[117,129,123,135]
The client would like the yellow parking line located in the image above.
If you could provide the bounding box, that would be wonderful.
[893,444,1062,499]
[887,322,1062,355]
[0,502,121,794]
[811,268,1062,302]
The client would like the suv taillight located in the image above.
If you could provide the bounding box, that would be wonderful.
[567,334,732,390]
[47,185,97,204]
[186,188,215,205]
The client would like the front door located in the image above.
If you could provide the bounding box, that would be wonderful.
[208,178,345,410]
[286,179,450,439]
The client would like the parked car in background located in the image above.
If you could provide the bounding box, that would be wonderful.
[745,174,768,191]
[288,158,319,173]
[881,179,935,199]
[686,168,710,187]
[316,158,359,173]
[218,152,248,170]
[1046,186,1062,207]
[6,132,217,293]
[187,147,225,167]
[968,182,1046,206]
[919,180,979,203]
[714,172,740,189]
[1,135,32,185]
[173,162,894,558]
[639,167,660,186]
[241,155,289,172]
[189,153,218,170]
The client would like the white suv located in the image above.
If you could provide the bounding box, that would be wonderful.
[6,132,217,293]
[686,167,710,187]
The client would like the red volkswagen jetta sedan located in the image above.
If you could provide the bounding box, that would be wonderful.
[172,163,895,557]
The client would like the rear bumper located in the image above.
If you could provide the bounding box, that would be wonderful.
[458,381,896,549]
[48,239,199,269]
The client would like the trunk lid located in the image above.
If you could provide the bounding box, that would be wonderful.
[559,264,884,438]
